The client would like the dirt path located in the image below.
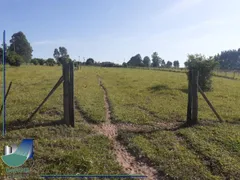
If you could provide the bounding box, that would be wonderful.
[95,78,159,180]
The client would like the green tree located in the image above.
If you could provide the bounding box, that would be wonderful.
[7,51,24,66]
[38,58,45,65]
[53,48,60,64]
[185,54,218,91]
[53,47,69,64]
[9,31,33,63]
[161,60,166,67]
[46,58,55,66]
[173,60,180,68]
[166,61,173,68]
[214,49,240,70]
[151,52,162,67]
[59,47,69,58]
[122,62,127,67]
[143,56,150,67]
[127,54,143,67]
[31,58,38,65]
[86,58,94,65]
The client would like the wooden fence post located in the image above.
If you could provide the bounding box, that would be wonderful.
[186,70,192,124]
[191,70,198,125]
[63,62,70,125]
[69,61,74,127]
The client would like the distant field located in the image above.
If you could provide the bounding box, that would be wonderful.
[0,66,121,179]
[98,67,240,123]
[0,65,240,179]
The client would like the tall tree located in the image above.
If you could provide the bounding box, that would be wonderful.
[151,52,162,67]
[173,60,180,68]
[185,54,218,91]
[46,58,55,66]
[166,61,173,68]
[53,48,60,60]
[86,58,94,65]
[53,47,69,64]
[127,54,143,67]
[143,56,150,67]
[161,60,166,67]
[9,31,33,63]
[214,49,240,70]
[59,47,69,58]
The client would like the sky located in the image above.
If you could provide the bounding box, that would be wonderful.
[1,0,240,66]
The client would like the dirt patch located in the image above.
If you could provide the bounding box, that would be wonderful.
[97,78,160,180]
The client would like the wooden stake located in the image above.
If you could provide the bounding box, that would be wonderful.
[191,70,198,125]
[198,85,223,123]
[28,76,63,121]
[0,82,12,115]
[186,70,192,124]
[63,62,70,125]
[69,61,74,127]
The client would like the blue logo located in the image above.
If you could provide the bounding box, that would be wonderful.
[1,139,34,167]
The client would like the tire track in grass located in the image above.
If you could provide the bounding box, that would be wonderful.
[175,132,237,179]
[96,77,160,180]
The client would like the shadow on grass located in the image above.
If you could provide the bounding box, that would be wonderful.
[178,88,188,94]
[74,98,101,124]
[7,119,65,131]
[147,84,170,92]
[117,119,238,135]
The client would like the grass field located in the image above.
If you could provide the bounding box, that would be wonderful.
[0,65,240,179]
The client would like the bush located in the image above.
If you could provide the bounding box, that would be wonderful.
[46,58,55,66]
[38,59,45,65]
[185,54,218,91]
[7,51,24,66]
[86,58,94,65]
[31,59,38,65]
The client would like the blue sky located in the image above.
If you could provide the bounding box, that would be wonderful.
[1,0,240,66]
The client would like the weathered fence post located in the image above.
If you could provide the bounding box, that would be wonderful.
[63,62,70,125]
[186,69,199,125]
[69,61,74,127]
[186,70,192,124]
[191,70,198,125]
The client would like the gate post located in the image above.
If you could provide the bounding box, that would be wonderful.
[63,62,70,125]
[69,61,74,127]
[186,69,199,125]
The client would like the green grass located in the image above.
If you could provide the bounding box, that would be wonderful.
[97,66,240,179]
[118,130,220,179]
[177,123,240,178]
[1,65,63,124]
[0,66,121,179]
[74,67,105,123]
[1,65,240,179]
[118,122,240,179]
[98,67,240,124]
[0,122,122,179]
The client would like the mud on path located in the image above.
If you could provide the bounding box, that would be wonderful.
[95,78,159,180]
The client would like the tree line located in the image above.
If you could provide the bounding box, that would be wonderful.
[124,52,180,68]
[1,31,240,70]
[0,31,33,66]
[0,31,74,67]
[214,49,240,70]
